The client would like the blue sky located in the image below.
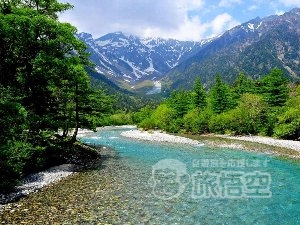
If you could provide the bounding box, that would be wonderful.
[60,0,300,41]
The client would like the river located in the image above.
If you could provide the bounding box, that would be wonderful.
[1,127,300,224]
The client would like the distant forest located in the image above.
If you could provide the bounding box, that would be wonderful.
[129,69,300,140]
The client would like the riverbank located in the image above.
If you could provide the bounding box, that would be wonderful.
[121,129,300,159]
[0,164,76,211]
[121,129,201,145]
[195,134,300,159]
[0,143,102,211]
[216,135,300,152]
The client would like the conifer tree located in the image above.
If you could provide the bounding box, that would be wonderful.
[192,77,207,109]
[259,68,289,107]
[232,72,256,98]
[210,75,234,114]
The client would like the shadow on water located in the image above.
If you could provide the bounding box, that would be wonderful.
[81,144,122,172]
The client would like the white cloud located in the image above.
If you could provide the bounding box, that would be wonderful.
[60,0,207,40]
[141,16,208,41]
[278,0,300,7]
[248,5,258,11]
[218,0,242,8]
[209,13,240,37]
[176,0,205,10]
[60,0,240,41]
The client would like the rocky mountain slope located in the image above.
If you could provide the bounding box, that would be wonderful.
[164,8,300,90]
[79,8,300,94]
[77,32,210,90]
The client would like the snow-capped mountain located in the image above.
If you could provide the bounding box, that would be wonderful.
[80,8,300,94]
[165,8,300,90]
[77,32,210,85]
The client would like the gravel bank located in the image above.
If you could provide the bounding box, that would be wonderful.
[217,135,300,152]
[121,130,201,145]
[121,129,300,159]
[0,164,76,208]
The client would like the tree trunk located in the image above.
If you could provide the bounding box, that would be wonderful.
[71,83,79,143]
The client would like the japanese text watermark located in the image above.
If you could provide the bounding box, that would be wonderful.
[192,158,270,168]
[149,159,272,200]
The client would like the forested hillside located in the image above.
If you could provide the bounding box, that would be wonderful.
[87,68,159,112]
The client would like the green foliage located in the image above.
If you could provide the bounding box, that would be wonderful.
[192,78,207,109]
[109,112,134,126]
[166,90,193,117]
[224,94,267,135]
[138,117,156,130]
[0,0,113,192]
[0,86,27,142]
[259,68,289,107]
[0,140,46,192]
[133,106,154,124]
[210,75,235,114]
[208,111,235,134]
[274,85,300,139]
[140,69,297,139]
[232,73,256,99]
[235,93,267,134]
[183,108,212,134]
[138,103,180,132]
[275,107,300,139]
[151,104,177,131]
[209,94,267,135]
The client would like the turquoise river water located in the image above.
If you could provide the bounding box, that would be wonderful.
[1,127,300,224]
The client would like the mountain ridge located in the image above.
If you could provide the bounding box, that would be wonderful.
[79,8,300,94]
[77,32,212,91]
[164,8,300,90]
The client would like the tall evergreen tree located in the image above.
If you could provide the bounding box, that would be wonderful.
[0,0,95,140]
[210,75,234,114]
[232,72,256,99]
[192,77,207,109]
[259,68,289,107]
[167,90,193,117]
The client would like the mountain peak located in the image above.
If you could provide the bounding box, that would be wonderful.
[164,8,300,90]
[77,32,93,40]
[78,32,209,88]
[287,7,300,15]
[78,8,300,93]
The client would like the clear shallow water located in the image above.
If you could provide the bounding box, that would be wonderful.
[1,127,300,224]
[80,128,300,225]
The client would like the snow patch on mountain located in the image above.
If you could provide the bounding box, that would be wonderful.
[77,32,212,85]
[120,57,143,79]
[145,58,156,73]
